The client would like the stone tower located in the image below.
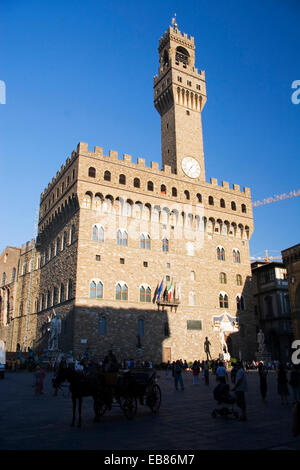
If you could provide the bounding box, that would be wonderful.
[154,21,207,180]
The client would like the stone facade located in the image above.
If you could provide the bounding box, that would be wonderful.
[282,244,300,339]
[0,23,257,362]
[251,261,294,361]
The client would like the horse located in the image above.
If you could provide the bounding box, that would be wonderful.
[52,365,107,427]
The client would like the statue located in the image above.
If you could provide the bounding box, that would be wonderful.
[257,329,265,353]
[48,309,62,351]
[204,337,212,360]
[219,326,230,362]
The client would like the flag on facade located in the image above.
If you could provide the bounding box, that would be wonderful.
[156,279,164,301]
[152,283,159,303]
[167,279,173,300]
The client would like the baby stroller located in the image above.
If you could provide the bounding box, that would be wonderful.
[212,383,239,419]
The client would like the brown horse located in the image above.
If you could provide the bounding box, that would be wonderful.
[52,366,107,427]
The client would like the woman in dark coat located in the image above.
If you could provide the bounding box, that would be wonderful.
[258,361,268,402]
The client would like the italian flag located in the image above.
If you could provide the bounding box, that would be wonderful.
[167,279,173,300]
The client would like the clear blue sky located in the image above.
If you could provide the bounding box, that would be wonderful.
[1,0,299,259]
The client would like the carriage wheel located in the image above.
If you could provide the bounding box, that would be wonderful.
[146,384,161,413]
[120,395,137,420]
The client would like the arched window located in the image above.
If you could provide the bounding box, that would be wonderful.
[117,230,128,247]
[140,286,151,302]
[189,292,196,306]
[162,238,169,252]
[237,295,245,311]
[209,196,214,206]
[70,225,75,244]
[233,249,241,263]
[184,190,190,200]
[1,272,6,286]
[197,193,202,203]
[56,237,60,254]
[62,231,68,250]
[60,283,65,303]
[53,287,58,305]
[88,167,96,178]
[219,293,229,308]
[231,201,236,211]
[100,317,107,335]
[19,301,23,316]
[116,283,128,301]
[190,271,195,281]
[82,193,92,209]
[11,268,16,283]
[176,46,189,66]
[90,281,96,298]
[236,274,242,286]
[172,187,177,197]
[119,174,126,185]
[22,263,27,275]
[220,272,227,284]
[104,170,111,181]
[241,204,247,213]
[134,178,140,188]
[161,184,167,195]
[67,280,72,300]
[140,234,150,249]
[96,281,103,299]
[92,225,104,242]
[138,318,144,336]
[220,199,225,208]
[147,181,154,191]
[217,247,225,261]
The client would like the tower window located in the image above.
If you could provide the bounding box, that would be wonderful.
[231,201,236,211]
[161,185,166,195]
[172,187,177,197]
[184,190,190,200]
[104,171,111,181]
[197,193,202,203]
[177,76,182,83]
[186,110,190,115]
[175,46,189,66]
[187,80,192,86]
[241,204,247,213]
[220,199,225,208]
[88,167,96,178]
[119,174,126,185]
[147,181,154,191]
[209,196,214,206]
[196,84,201,90]
[134,178,140,188]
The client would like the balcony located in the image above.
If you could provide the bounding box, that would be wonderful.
[156,298,180,312]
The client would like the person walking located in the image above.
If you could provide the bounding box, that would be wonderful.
[258,361,268,402]
[290,364,300,403]
[166,361,172,380]
[191,360,200,385]
[174,360,184,391]
[277,362,289,405]
[233,361,248,421]
[216,361,227,384]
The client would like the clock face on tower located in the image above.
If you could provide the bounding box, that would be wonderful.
[181,157,201,178]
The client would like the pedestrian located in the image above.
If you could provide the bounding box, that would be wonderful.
[232,361,248,421]
[204,361,209,385]
[290,364,300,403]
[216,361,227,384]
[191,360,200,385]
[166,361,172,380]
[34,366,42,395]
[258,361,268,402]
[277,362,289,405]
[174,360,184,391]
[231,362,238,384]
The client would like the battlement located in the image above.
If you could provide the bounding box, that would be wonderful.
[40,149,77,200]
[20,239,36,255]
[159,26,195,51]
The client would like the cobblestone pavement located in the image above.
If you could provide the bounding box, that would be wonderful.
[0,369,299,450]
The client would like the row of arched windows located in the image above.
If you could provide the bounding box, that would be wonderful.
[87,169,247,213]
[219,293,245,310]
[89,282,153,303]
[92,225,169,251]
[40,225,76,268]
[83,194,250,239]
[38,280,73,312]
[217,247,241,263]
[219,273,243,285]
[43,169,76,216]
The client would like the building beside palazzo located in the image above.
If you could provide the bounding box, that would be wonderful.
[251,261,293,361]
[0,22,257,362]
[282,244,300,340]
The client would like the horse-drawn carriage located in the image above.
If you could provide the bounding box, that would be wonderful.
[53,366,161,426]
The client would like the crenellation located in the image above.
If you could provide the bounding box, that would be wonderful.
[151,161,160,171]
[109,150,118,160]
[222,181,230,189]
[210,177,218,186]
[123,153,132,163]
[137,157,145,167]
[77,142,89,154]
[163,164,171,174]
[94,146,103,156]
[233,184,240,192]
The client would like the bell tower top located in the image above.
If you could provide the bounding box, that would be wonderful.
[154,23,207,180]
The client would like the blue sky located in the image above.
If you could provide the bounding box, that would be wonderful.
[0,0,299,258]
